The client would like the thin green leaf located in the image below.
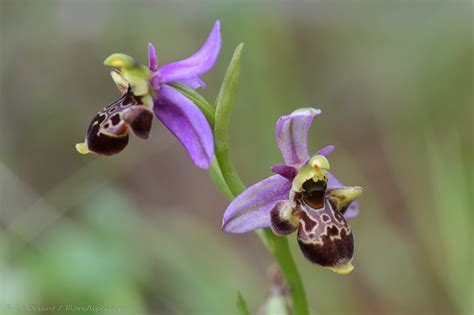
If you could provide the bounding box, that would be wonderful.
[166,84,233,198]
[209,158,234,200]
[236,291,252,315]
[168,82,215,128]
[214,43,246,196]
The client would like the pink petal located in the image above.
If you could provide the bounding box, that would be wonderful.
[159,21,221,83]
[222,175,292,233]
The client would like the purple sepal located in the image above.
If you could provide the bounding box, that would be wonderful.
[343,200,360,219]
[148,43,158,72]
[222,175,292,233]
[158,20,221,83]
[180,77,207,89]
[327,172,343,188]
[271,164,297,181]
[153,85,214,169]
[276,108,321,166]
[317,145,335,157]
[327,172,360,219]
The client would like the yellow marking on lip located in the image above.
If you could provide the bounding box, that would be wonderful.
[75,142,91,155]
[327,262,354,275]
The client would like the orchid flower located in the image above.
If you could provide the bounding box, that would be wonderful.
[76,21,221,169]
[222,108,362,274]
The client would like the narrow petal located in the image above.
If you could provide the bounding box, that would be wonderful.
[276,108,321,165]
[317,145,335,157]
[148,43,158,72]
[271,164,297,181]
[179,77,207,89]
[150,75,160,90]
[158,20,221,83]
[154,85,214,169]
[327,172,361,219]
[222,175,292,233]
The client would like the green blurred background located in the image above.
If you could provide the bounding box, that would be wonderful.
[1,1,472,315]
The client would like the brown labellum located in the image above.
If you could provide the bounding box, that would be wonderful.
[85,88,153,156]
[294,179,354,271]
[296,200,354,268]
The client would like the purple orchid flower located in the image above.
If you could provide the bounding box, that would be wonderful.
[76,21,221,169]
[222,108,363,274]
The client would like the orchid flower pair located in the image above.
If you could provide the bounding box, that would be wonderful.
[76,21,221,169]
[75,21,363,274]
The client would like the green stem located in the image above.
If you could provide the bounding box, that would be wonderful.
[209,157,234,200]
[211,45,309,313]
[261,230,309,315]
[213,158,309,315]
[176,44,309,315]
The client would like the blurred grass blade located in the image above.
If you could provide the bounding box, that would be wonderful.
[425,131,472,314]
[214,43,246,196]
[236,291,252,315]
[168,82,215,128]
